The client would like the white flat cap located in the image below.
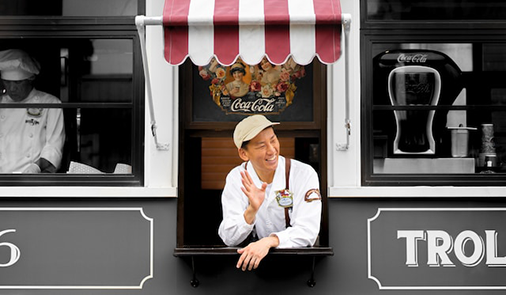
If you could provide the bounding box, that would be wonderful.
[233,115,279,149]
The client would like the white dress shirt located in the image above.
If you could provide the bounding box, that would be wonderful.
[219,156,322,248]
[0,89,65,172]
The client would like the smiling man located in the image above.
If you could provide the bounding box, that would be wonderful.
[218,115,322,271]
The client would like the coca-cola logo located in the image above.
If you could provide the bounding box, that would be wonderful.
[405,82,432,95]
[397,54,428,63]
[230,97,277,113]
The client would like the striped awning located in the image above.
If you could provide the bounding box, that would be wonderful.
[163,0,342,66]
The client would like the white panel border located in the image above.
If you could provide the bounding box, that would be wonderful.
[0,207,153,290]
[368,207,506,290]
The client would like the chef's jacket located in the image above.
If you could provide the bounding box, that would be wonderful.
[219,156,322,248]
[0,89,65,172]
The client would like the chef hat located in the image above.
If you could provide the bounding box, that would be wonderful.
[0,49,40,81]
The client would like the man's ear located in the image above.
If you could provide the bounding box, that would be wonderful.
[238,148,249,162]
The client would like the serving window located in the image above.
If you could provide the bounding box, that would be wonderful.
[177,59,329,247]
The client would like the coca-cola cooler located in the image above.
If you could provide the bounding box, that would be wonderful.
[373,49,464,158]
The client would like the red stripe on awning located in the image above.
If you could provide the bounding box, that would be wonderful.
[163,0,190,65]
[314,0,342,63]
[264,0,290,65]
[162,0,342,66]
[214,0,239,65]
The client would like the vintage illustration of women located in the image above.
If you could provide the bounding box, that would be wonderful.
[225,62,250,98]
[258,58,281,86]
[199,57,306,114]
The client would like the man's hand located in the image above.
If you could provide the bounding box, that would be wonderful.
[22,163,41,173]
[241,170,267,224]
[236,235,279,271]
[35,158,57,173]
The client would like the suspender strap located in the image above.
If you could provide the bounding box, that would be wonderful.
[285,158,291,188]
[284,158,291,228]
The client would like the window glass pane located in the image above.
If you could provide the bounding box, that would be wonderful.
[65,39,134,103]
[0,0,138,16]
[367,0,506,21]
[483,44,506,71]
[0,39,133,103]
[372,42,506,176]
[0,107,132,175]
[0,39,135,175]
[65,108,132,174]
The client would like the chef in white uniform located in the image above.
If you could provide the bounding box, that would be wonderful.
[0,49,65,173]
[219,115,322,271]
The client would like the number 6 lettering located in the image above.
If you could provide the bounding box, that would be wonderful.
[0,229,20,267]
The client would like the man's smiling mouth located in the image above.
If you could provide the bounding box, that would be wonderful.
[266,155,277,162]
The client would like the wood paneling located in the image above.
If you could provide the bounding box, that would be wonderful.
[201,137,295,190]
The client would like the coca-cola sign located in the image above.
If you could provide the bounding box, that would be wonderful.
[198,57,306,115]
[397,53,428,63]
[228,97,277,113]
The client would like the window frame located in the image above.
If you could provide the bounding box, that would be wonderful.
[361,0,506,29]
[176,59,330,248]
[0,3,146,186]
[361,0,506,186]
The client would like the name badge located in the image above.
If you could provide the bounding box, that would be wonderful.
[275,189,293,208]
[27,108,42,117]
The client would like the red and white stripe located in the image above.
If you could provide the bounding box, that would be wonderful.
[163,0,341,66]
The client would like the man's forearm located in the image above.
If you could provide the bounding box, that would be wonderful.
[243,205,257,225]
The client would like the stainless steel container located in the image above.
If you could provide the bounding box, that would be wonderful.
[448,126,476,158]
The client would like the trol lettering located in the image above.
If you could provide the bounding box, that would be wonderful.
[398,230,506,268]
[397,54,428,63]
